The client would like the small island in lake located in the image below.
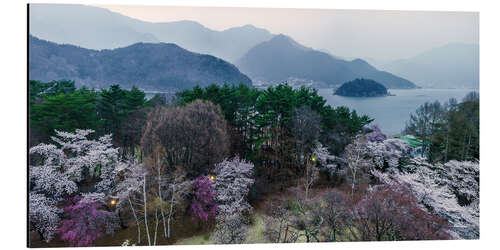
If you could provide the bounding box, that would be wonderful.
[334,78,392,97]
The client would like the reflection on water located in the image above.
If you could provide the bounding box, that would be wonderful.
[317,88,477,136]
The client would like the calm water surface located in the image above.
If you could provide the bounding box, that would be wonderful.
[317,88,477,136]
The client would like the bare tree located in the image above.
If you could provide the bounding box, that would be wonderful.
[142,173,151,245]
[264,198,291,243]
[291,106,322,200]
[320,189,352,242]
[289,191,323,242]
[141,100,230,178]
[354,183,450,241]
[343,135,370,199]
[212,214,247,244]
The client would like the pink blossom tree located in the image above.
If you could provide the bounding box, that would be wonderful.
[56,196,119,247]
[365,125,387,143]
[190,175,217,222]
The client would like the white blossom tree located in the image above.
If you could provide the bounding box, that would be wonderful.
[313,143,337,172]
[28,193,61,242]
[212,157,255,244]
[366,138,411,170]
[213,157,255,217]
[29,129,121,242]
[370,158,479,239]
[343,135,370,198]
[113,158,147,245]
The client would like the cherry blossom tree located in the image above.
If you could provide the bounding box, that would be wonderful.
[213,157,255,217]
[29,129,122,242]
[366,138,411,171]
[212,157,255,244]
[354,183,450,241]
[370,158,479,239]
[56,196,119,247]
[190,175,217,222]
[365,125,387,143]
[29,193,61,242]
[113,158,147,245]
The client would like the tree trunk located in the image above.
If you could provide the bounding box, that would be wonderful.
[143,174,151,246]
[154,207,159,245]
[128,196,141,245]
[444,129,449,162]
[157,166,167,238]
[283,224,289,243]
[305,161,309,201]
[167,184,175,238]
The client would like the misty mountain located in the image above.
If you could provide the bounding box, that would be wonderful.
[378,43,479,89]
[29,4,159,50]
[29,4,274,62]
[29,36,252,91]
[237,34,417,89]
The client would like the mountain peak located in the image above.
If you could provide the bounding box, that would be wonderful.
[29,36,252,91]
[267,34,310,51]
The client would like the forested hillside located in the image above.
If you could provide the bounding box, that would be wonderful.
[237,35,417,89]
[29,36,252,91]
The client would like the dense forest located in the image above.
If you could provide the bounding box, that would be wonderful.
[405,91,479,162]
[29,80,479,247]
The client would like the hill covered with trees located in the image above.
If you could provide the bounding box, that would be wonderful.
[237,34,417,89]
[334,78,389,97]
[29,35,252,91]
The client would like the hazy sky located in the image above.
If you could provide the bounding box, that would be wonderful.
[94,5,479,61]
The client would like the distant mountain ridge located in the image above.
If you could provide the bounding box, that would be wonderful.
[29,4,274,63]
[377,43,479,89]
[29,35,252,91]
[237,34,417,89]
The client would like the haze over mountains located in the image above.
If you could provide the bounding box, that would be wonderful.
[29,36,251,91]
[237,35,417,89]
[29,4,273,63]
[375,43,479,89]
[29,4,477,90]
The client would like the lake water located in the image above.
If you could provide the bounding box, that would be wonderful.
[317,88,477,136]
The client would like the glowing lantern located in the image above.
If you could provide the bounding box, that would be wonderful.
[110,199,117,206]
[209,175,216,181]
